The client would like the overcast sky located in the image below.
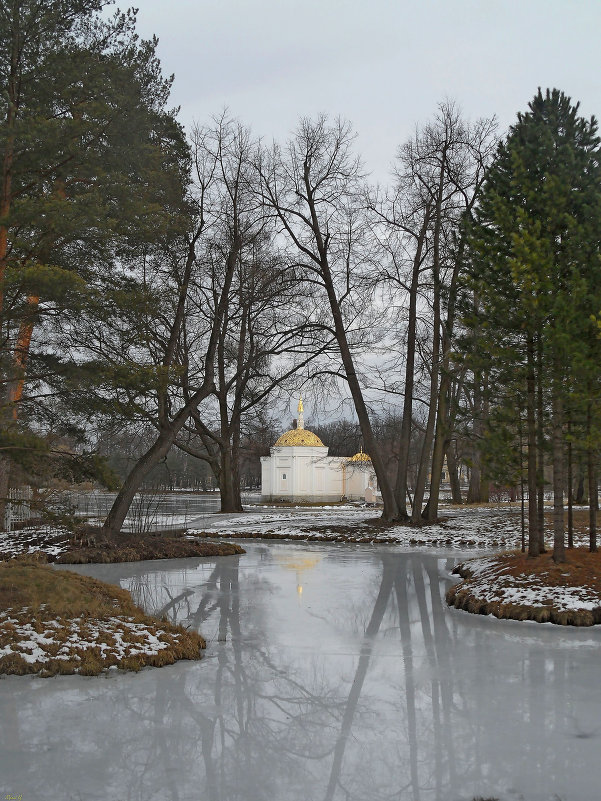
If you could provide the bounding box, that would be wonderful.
[129,0,601,182]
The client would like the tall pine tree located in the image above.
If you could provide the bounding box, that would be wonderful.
[464,88,601,561]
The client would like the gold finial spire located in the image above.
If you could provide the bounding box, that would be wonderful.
[297,395,304,429]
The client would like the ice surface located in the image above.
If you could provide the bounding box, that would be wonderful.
[1,543,600,801]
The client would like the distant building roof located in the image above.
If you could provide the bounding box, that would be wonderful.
[274,428,325,447]
[348,449,371,462]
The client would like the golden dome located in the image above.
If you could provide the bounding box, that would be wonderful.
[349,450,371,462]
[274,428,324,447]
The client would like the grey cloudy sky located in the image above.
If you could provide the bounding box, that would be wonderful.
[132,0,600,180]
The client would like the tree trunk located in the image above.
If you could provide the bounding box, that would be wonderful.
[415,159,444,523]
[103,230,241,533]
[588,447,597,553]
[426,226,463,521]
[588,403,597,553]
[575,458,587,504]
[394,216,428,518]
[479,379,490,503]
[567,421,573,549]
[321,264,398,521]
[0,457,9,530]
[526,333,539,557]
[427,387,447,521]
[536,336,546,553]
[446,443,463,504]
[411,333,438,523]
[219,446,243,512]
[467,372,483,503]
[302,164,398,521]
[551,360,565,563]
[104,426,181,534]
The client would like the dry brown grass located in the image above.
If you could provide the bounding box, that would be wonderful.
[447,548,601,626]
[0,559,206,676]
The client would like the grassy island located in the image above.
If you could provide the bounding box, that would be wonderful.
[447,549,601,626]
[0,559,206,676]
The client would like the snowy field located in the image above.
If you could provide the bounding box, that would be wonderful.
[0,503,591,559]
[189,503,544,550]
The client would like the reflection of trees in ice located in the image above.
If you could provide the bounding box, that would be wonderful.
[3,550,601,801]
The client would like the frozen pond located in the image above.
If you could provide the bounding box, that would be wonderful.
[1,543,601,801]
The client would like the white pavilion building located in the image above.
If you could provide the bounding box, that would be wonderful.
[260,398,377,503]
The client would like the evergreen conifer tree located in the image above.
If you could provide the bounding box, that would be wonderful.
[464,88,601,561]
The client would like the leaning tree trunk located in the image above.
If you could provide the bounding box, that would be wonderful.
[104,426,182,534]
[103,233,241,534]
[321,263,399,521]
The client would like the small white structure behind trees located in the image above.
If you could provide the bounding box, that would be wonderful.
[261,399,377,503]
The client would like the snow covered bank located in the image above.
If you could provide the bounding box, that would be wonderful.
[188,505,535,550]
[447,549,601,626]
[0,561,205,676]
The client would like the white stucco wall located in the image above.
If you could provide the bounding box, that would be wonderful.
[261,446,347,502]
[261,446,376,502]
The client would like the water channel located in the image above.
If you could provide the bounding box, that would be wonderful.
[1,542,600,801]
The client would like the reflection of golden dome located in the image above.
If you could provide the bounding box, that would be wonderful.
[275,554,321,572]
[349,450,371,462]
[274,429,324,447]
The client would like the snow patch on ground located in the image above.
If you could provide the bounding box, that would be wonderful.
[455,556,601,613]
[0,608,179,671]
[0,526,70,559]
[187,505,558,550]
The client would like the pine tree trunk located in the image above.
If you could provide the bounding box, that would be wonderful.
[575,459,587,504]
[588,403,597,553]
[588,448,597,553]
[467,373,483,503]
[536,338,546,553]
[526,334,539,557]
[567,422,573,549]
[551,362,565,564]
[0,455,9,530]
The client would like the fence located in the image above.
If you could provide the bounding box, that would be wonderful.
[4,486,33,531]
